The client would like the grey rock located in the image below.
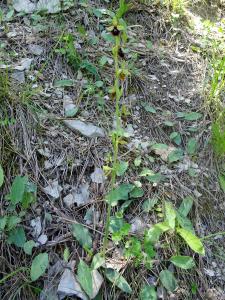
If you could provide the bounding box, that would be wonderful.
[63,194,74,208]
[37,234,48,245]
[90,168,105,184]
[37,0,61,13]
[73,183,90,206]
[30,217,42,238]
[12,71,25,83]
[13,0,61,14]
[64,120,105,138]
[28,44,44,55]
[44,180,63,199]
[58,263,88,300]
[12,0,36,13]
[14,58,33,71]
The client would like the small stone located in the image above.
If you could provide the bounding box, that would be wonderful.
[130,216,147,234]
[73,183,90,206]
[30,217,42,238]
[64,120,105,138]
[37,234,48,245]
[14,58,33,71]
[37,0,61,13]
[13,0,36,13]
[38,148,51,158]
[63,194,74,208]
[44,161,53,170]
[12,71,25,83]
[193,190,202,198]
[44,180,62,199]
[28,44,44,55]
[204,269,215,277]
[58,262,87,300]
[90,168,105,184]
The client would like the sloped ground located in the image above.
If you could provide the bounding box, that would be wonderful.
[0,1,225,299]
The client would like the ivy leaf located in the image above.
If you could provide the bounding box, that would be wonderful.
[141,102,156,114]
[142,198,158,212]
[30,253,49,281]
[177,228,205,255]
[170,132,181,145]
[8,176,28,205]
[145,221,171,244]
[91,253,105,270]
[168,149,183,163]
[105,268,132,294]
[129,187,144,198]
[147,173,165,183]
[6,216,21,231]
[106,184,134,206]
[169,255,195,269]
[178,196,193,217]
[23,240,36,255]
[77,260,93,298]
[187,138,198,155]
[54,79,74,87]
[71,223,92,250]
[165,202,176,229]
[140,168,155,177]
[116,161,129,176]
[184,112,202,121]
[176,212,195,233]
[164,120,174,127]
[7,227,26,247]
[140,285,157,300]
[159,270,178,292]
[0,164,4,188]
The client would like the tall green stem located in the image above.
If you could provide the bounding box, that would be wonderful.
[102,35,121,256]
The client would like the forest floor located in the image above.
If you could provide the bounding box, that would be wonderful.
[0,0,225,299]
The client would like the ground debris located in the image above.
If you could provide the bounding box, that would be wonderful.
[58,262,88,300]
[44,180,63,199]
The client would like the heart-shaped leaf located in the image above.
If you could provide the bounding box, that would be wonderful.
[145,221,171,244]
[91,253,105,270]
[23,240,36,255]
[165,202,176,229]
[7,227,26,247]
[159,270,178,292]
[129,187,144,198]
[169,255,195,269]
[116,161,129,176]
[30,253,49,281]
[142,198,158,212]
[106,184,134,206]
[105,268,132,294]
[168,149,183,163]
[177,228,205,255]
[8,176,28,205]
[77,260,93,298]
[140,284,157,300]
[71,223,92,250]
[184,112,202,121]
[178,196,193,217]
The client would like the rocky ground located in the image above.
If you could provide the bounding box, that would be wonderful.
[0,0,225,299]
